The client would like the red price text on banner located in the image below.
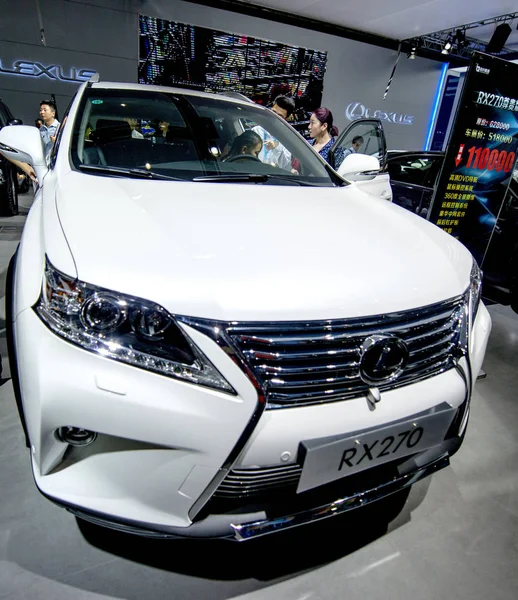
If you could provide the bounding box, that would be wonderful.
[463,146,516,172]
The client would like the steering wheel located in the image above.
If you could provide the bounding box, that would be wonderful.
[226,154,262,163]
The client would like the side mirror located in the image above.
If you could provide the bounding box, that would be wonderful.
[8,118,23,126]
[0,125,46,181]
[337,153,380,182]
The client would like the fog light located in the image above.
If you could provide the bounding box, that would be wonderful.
[56,426,97,446]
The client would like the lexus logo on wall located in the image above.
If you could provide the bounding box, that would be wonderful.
[345,102,415,126]
[0,58,95,83]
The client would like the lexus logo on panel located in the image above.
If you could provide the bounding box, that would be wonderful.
[359,335,409,385]
[345,102,415,126]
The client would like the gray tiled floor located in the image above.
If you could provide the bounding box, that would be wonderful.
[0,224,517,598]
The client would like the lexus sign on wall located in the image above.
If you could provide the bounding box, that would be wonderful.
[0,58,95,83]
[345,102,415,125]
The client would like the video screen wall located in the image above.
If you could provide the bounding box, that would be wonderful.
[138,15,328,133]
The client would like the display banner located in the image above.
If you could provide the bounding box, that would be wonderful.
[428,52,518,265]
[430,75,460,151]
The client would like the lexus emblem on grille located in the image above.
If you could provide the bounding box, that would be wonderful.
[359,335,409,385]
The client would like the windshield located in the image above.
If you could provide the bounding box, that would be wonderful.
[70,87,338,187]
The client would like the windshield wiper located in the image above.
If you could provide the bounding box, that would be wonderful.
[78,164,182,181]
[193,173,269,183]
[193,173,318,186]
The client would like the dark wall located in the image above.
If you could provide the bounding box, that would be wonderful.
[0,0,139,124]
[0,0,442,150]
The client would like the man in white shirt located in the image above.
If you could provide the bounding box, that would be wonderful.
[253,95,295,170]
[39,100,60,160]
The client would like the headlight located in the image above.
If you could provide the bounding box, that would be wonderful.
[468,258,482,327]
[35,259,235,393]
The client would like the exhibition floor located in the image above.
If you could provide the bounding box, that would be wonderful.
[0,196,517,599]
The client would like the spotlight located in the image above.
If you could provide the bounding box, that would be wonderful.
[407,39,418,59]
[442,39,452,54]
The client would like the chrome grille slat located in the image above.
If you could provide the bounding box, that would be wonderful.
[227,296,464,409]
[232,309,460,345]
[409,336,456,357]
[242,346,360,361]
[268,381,369,403]
[402,319,456,344]
[225,466,301,480]
[218,475,301,491]
[229,304,459,335]
[266,371,361,389]
[397,357,453,379]
[256,360,360,376]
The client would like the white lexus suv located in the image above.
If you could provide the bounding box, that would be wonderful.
[0,79,491,541]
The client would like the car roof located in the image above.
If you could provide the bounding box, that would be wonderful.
[90,81,261,110]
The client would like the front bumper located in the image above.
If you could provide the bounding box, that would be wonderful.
[65,452,451,541]
[14,301,491,540]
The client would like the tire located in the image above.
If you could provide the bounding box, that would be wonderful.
[511,288,518,314]
[0,161,19,216]
[5,249,30,447]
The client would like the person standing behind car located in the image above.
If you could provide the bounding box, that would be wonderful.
[308,107,344,168]
[39,100,60,160]
[253,95,295,170]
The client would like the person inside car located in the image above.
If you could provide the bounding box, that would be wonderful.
[223,130,263,162]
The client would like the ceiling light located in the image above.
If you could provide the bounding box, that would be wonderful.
[407,39,418,59]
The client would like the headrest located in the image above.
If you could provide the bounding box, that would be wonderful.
[92,119,132,144]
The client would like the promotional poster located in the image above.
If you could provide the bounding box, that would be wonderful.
[428,52,518,266]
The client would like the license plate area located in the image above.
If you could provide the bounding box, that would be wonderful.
[297,406,457,493]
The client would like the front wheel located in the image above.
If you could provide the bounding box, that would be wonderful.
[0,162,19,216]
[510,287,518,314]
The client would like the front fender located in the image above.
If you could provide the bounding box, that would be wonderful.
[14,176,76,317]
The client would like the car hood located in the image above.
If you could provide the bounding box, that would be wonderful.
[54,172,472,321]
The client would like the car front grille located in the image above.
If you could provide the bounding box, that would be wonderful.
[226,296,465,408]
[214,464,302,499]
[205,458,414,515]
